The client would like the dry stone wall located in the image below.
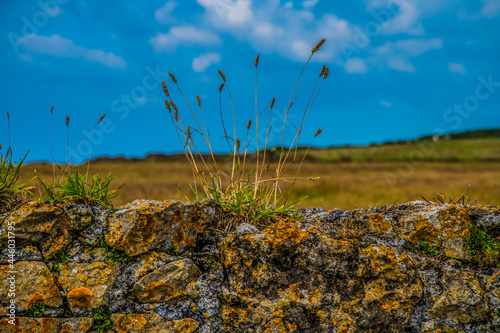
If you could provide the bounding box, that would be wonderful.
[0,199,499,332]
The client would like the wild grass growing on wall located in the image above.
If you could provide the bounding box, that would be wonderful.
[162,38,329,229]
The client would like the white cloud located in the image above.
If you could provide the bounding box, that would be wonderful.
[364,0,423,35]
[150,26,221,52]
[192,52,222,72]
[345,58,368,74]
[197,0,253,27]
[302,0,319,8]
[373,38,442,72]
[196,0,354,62]
[479,0,500,18]
[380,101,392,108]
[19,34,127,70]
[448,62,467,74]
[155,1,177,25]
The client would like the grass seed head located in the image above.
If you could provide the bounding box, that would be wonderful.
[174,109,179,122]
[197,95,201,107]
[270,97,275,109]
[168,72,177,84]
[50,106,54,114]
[314,128,323,138]
[219,83,225,92]
[218,70,226,82]
[236,138,241,151]
[171,101,179,112]
[165,99,172,113]
[319,65,326,77]
[312,38,326,54]
[98,114,106,124]
[6,111,10,121]
[255,54,259,68]
[324,67,329,79]
[187,125,191,138]
[65,115,70,127]
[246,119,252,130]
[162,81,170,97]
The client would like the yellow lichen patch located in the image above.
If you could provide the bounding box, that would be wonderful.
[167,318,200,333]
[370,213,391,233]
[26,292,46,309]
[263,220,308,247]
[41,317,55,333]
[288,323,298,331]
[173,224,195,251]
[115,314,147,333]
[381,300,399,312]
[25,245,38,254]
[222,306,248,330]
[145,282,177,301]
[67,287,93,309]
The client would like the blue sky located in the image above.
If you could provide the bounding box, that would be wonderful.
[1,0,500,163]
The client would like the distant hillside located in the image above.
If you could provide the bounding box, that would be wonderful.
[90,128,500,164]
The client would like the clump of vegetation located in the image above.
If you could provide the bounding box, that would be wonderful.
[20,301,45,317]
[162,39,329,229]
[411,238,438,256]
[157,244,179,256]
[0,112,35,211]
[44,250,69,271]
[35,111,118,210]
[93,307,113,333]
[465,225,500,268]
[86,236,133,264]
[37,169,117,209]
[421,185,477,210]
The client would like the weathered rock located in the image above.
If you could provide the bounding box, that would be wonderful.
[0,200,498,332]
[0,261,62,316]
[0,201,73,257]
[105,200,218,256]
[132,258,200,303]
[57,262,118,311]
[427,269,490,323]
[0,317,94,332]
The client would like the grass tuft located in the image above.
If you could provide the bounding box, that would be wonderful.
[162,38,329,230]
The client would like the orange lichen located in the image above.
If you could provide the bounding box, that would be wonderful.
[263,220,308,247]
[288,323,298,330]
[116,314,147,333]
[26,292,46,309]
[67,287,93,309]
[60,323,73,333]
[44,223,52,231]
[41,317,55,333]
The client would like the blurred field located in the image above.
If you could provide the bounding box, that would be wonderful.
[17,133,500,210]
[18,160,499,211]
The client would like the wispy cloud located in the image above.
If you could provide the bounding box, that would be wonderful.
[192,52,222,72]
[150,25,221,53]
[155,1,177,24]
[373,38,443,72]
[19,34,127,70]
[345,58,368,74]
[478,0,500,18]
[196,0,353,62]
[449,62,467,74]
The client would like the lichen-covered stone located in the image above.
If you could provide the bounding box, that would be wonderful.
[0,201,73,257]
[0,261,62,316]
[427,269,490,323]
[105,200,217,256]
[57,262,118,311]
[132,258,200,303]
[1,200,499,332]
[0,317,94,332]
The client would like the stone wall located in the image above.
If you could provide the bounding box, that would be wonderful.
[0,199,499,332]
